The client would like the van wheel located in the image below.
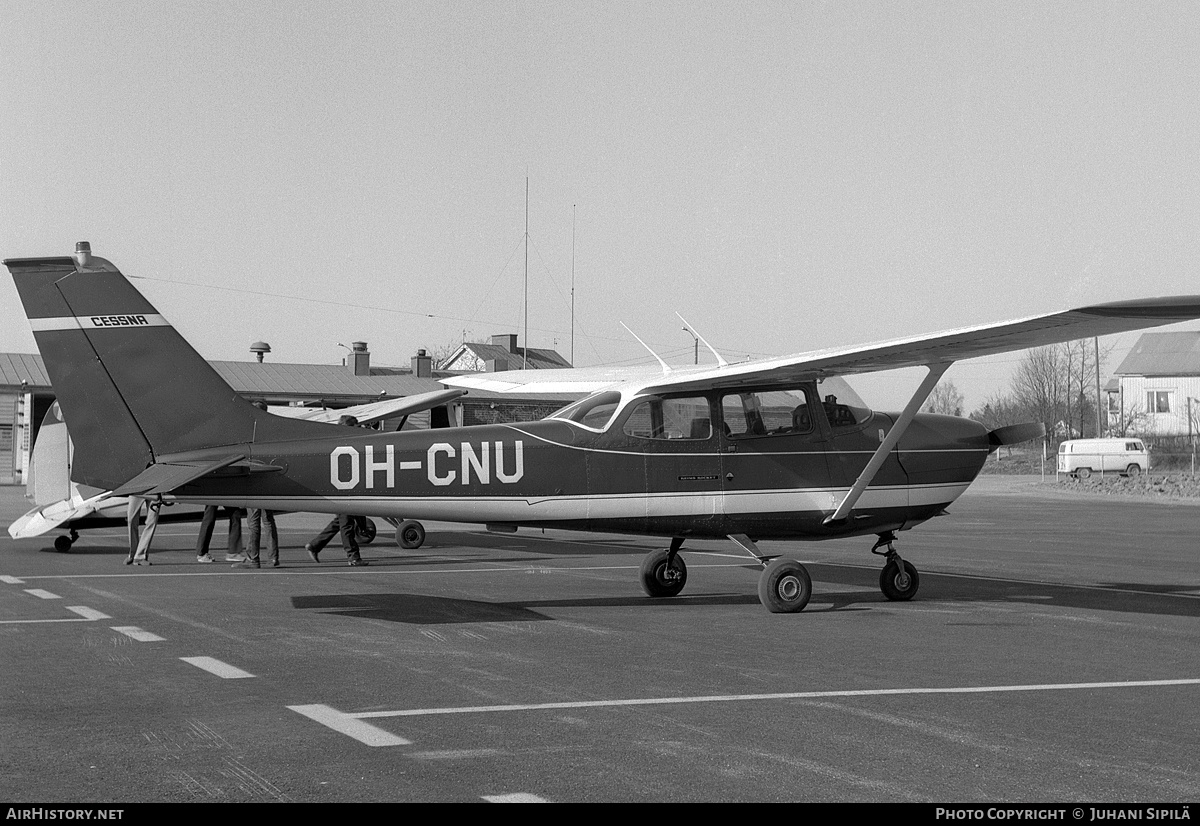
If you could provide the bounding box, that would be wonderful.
[1125,464,1141,478]
[1076,467,1092,480]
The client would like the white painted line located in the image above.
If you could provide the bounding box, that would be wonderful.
[67,606,111,620]
[356,678,1200,719]
[24,588,60,600]
[288,704,411,746]
[112,626,164,642]
[180,656,254,679]
[482,793,549,803]
[0,575,24,584]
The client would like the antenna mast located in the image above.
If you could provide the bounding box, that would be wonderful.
[523,177,529,370]
[571,203,576,366]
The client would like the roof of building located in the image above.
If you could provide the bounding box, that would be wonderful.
[442,341,572,372]
[1113,332,1200,377]
[0,353,51,389]
[0,352,581,404]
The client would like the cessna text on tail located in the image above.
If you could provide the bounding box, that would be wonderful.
[9,243,1200,612]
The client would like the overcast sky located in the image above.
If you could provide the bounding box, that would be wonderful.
[3,1,1199,411]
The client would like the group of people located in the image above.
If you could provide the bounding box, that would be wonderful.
[128,412,368,569]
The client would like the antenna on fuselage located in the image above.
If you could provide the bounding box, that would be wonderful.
[676,313,729,367]
[620,322,672,375]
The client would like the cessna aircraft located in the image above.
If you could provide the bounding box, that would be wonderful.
[9,243,1200,612]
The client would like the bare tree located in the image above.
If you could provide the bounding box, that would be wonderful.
[923,380,966,416]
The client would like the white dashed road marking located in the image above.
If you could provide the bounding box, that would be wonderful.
[288,704,411,746]
[180,656,254,679]
[1,575,24,584]
[24,588,60,599]
[67,606,111,620]
[482,793,549,803]
[112,626,165,642]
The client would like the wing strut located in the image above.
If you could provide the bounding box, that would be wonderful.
[824,361,952,525]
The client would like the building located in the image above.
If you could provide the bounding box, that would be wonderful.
[439,333,572,373]
[1108,331,1200,438]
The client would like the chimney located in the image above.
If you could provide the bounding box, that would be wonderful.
[349,341,370,375]
[485,358,509,373]
[491,333,518,354]
[411,348,432,378]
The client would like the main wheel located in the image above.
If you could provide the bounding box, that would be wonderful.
[355,517,377,544]
[639,549,687,597]
[1076,467,1092,479]
[880,559,920,601]
[53,535,73,553]
[757,558,812,613]
[396,519,425,550]
[1125,464,1141,478]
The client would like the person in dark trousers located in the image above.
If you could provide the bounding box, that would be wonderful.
[234,401,279,569]
[305,415,368,567]
[195,506,245,563]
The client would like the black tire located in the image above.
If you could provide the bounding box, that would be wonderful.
[53,535,73,553]
[880,559,920,601]
[1125,464,1141,478]
[354,517,377,544]
[757,558,812,613]
[1076,467,1092,479]
[639,549,687,597]
[396,519,425,550]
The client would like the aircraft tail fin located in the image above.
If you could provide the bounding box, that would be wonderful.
[5,246,312,490]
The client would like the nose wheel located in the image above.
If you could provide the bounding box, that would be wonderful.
[873,532,920,601]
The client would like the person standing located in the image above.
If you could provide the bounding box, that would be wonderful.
[305,415,368,567]
[235,507,278,569]
[195,506,245,563]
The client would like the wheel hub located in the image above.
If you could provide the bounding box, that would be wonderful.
[778,575,802,601]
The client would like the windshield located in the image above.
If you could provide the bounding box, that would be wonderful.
[816,376,873,428]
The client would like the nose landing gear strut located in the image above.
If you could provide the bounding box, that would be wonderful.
[873,531,920,601]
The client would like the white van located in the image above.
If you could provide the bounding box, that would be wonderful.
[1057,438,1149,478]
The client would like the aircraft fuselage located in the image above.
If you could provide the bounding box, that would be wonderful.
[168,400,991,542]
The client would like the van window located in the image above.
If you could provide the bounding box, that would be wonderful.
[1126,442,1144,451]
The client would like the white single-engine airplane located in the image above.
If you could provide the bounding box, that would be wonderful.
[9,243,1200,612]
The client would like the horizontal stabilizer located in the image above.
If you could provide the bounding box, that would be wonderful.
[112,454,247,497]
[988,422,1046,450]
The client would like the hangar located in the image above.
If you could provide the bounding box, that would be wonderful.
[0,337,576,485]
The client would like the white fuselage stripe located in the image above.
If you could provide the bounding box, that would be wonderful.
[171,482,971,523]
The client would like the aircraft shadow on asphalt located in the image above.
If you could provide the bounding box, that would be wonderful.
[288,562,1198,625]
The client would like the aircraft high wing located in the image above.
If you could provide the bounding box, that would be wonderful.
[9,243,1200,612]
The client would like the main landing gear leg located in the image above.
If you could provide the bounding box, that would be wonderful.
[872,531,920,601]
[640,537,688,598]
[728,533,812,614]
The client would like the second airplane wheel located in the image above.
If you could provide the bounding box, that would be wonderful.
[880,559,920,601]
[639,549,687,597]
[396,519,426,550]
[53,535,73,553]
[757,558,812,613]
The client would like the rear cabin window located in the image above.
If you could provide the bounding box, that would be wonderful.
[623,396,712,440]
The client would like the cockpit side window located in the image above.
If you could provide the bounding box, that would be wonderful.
[623,396,712,440]
[720,387,815,438]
